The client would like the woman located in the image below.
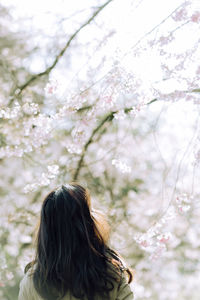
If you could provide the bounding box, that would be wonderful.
[18,183,134,300]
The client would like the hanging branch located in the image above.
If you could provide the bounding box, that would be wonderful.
[73,99,158,180]
[10,0,113,102]
[73,111,115,181]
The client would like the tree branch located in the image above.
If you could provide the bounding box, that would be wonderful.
[10,0,113,101]
[73,99,158,181]
[73,111,115,180]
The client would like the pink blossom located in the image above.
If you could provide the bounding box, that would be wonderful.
[139,240,149,247]
[44,80,58,95]
[157,233,171,244]
[172,8,187,22]
[105,96,113,103]
[159,35,174,46]
[178,204,191,213]
[191,11,200,23]
[160,237,168,243]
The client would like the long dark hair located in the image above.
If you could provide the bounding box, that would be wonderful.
[25,183,133,300]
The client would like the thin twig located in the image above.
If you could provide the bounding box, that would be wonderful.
[73,111,115,180]
[73,99,156,180]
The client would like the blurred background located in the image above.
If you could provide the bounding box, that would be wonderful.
[0,0,200,299]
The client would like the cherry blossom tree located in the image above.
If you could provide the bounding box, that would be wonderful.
[0,0,200,299]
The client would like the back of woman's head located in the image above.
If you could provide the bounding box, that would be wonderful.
[26,183,133,300]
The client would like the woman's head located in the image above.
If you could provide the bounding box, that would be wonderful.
[27,183,133,300]
[37,183,106,265]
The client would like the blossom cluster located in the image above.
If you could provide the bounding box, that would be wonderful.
[23,165,59,193]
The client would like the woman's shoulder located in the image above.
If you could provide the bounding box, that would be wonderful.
[20,266,34,284]
[19,268,33,289]
[19,265,41,300]
[105,249,134,299]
